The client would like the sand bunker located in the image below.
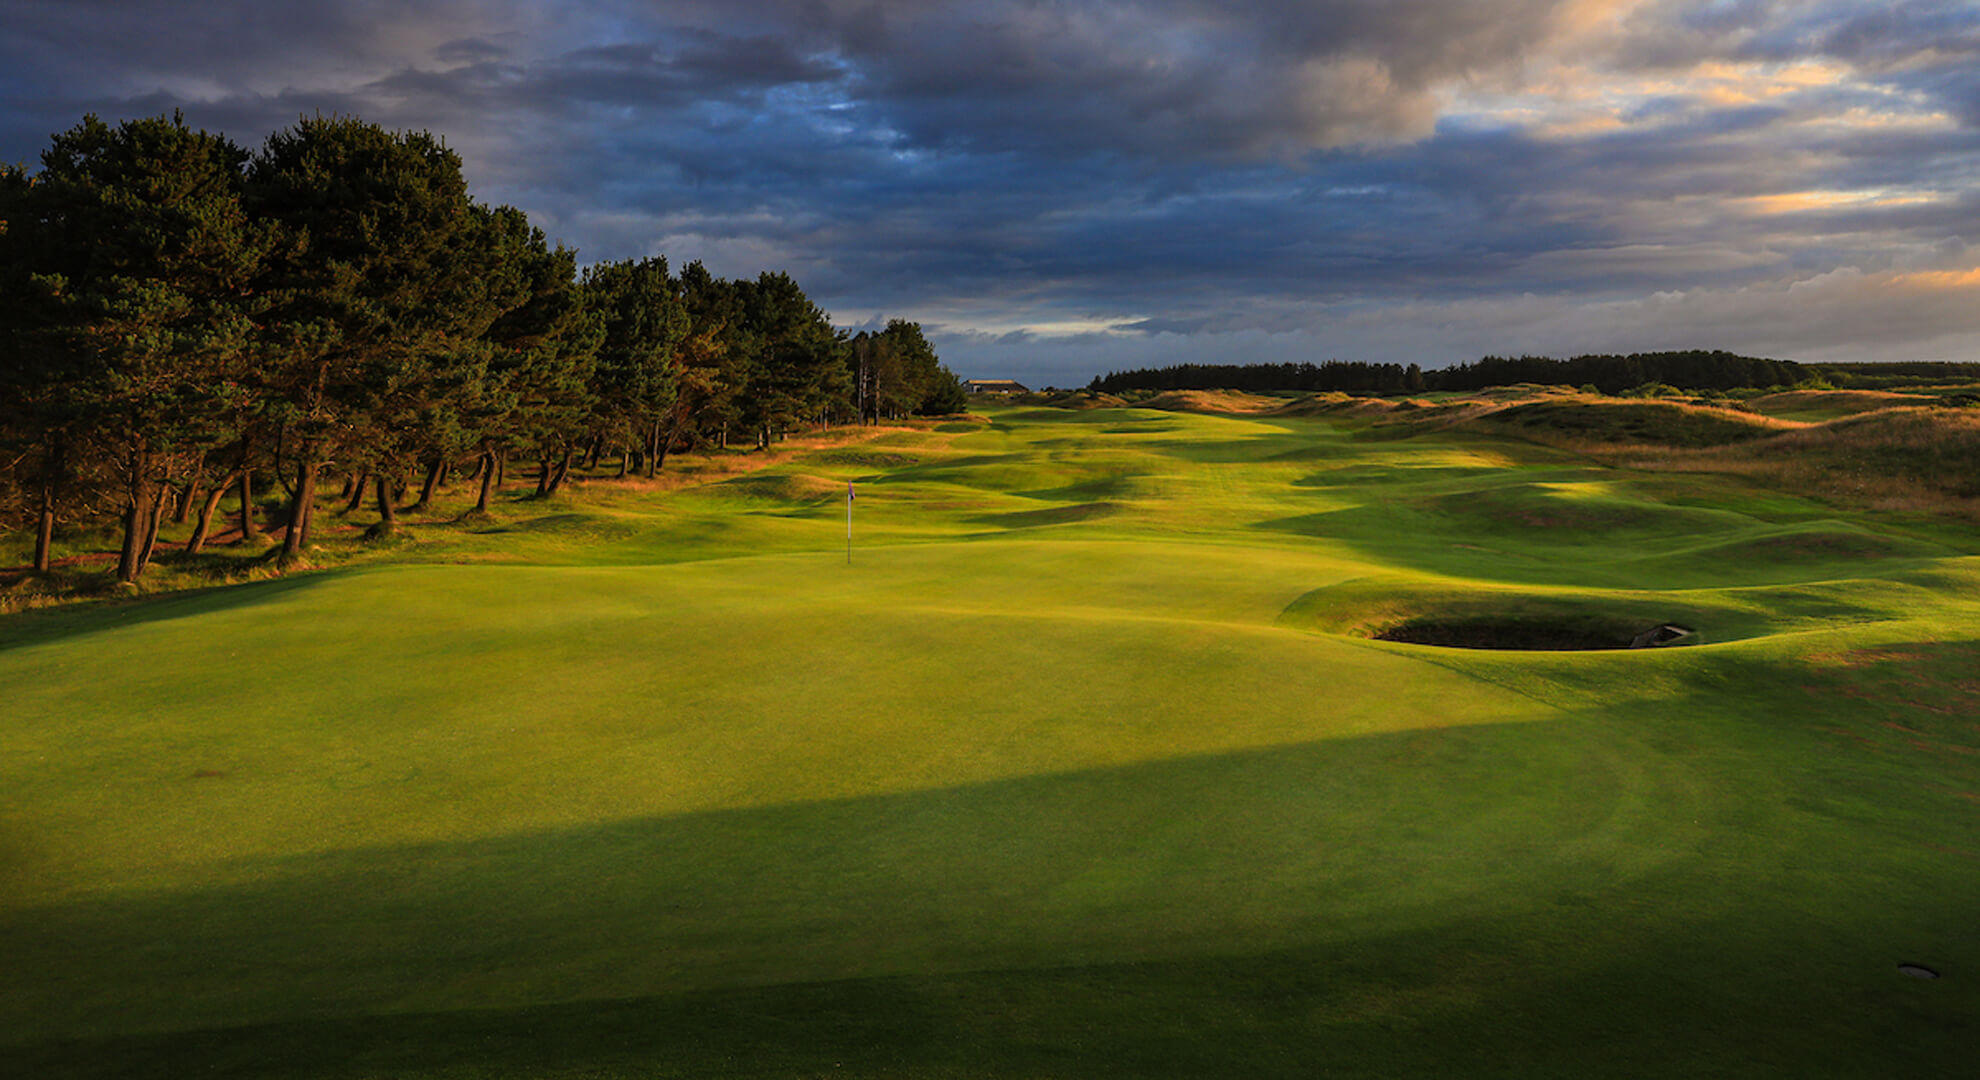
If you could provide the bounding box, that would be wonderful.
[1374,619,1696,652]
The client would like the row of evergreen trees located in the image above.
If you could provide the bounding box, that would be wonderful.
[1089,351,1811,397]
[1,113,967,582]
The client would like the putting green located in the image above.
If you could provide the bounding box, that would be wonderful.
[4,404,1978,1076]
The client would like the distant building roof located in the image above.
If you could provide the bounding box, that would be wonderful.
[963,379,1029,393]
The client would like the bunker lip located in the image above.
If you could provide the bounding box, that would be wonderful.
[1898,964,1940,979]
[1372,620,1697,652]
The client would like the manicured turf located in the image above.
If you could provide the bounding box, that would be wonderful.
[4,403,1978,1076]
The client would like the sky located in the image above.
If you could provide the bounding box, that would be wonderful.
[4,1,1978,387]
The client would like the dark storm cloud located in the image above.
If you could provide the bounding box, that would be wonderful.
[820,0,1581,157]
[3,0,1977,386]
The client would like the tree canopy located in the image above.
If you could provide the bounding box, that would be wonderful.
[0,112,961,581]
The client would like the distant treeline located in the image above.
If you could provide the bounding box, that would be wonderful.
[1,112,966,583]
[1090,360,1431,396]
[1816,362,1980,389]
[1090,351,1813,396]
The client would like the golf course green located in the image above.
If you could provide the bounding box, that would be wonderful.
[4,401,1977,1076]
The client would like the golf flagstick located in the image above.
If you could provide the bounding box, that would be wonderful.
[846,481,854,564]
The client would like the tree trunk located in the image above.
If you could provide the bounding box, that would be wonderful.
[135,482,168,576]
[280,458,317,564]
[616,447,631,478]
[494,454,505,488]
[657,410,690,472]
[474,450,495,513]
[546,449,574,496]
[411,458,442,511]
[33,434,65,573]
[535,457,551,497]
[186,477,232,555]
[238,468,260,543]
[342,471,370,513]
[116,453,155,585]
[173,480,197,523]
[117,497,146,584]
[372,474,400,535]
[584,434,603,470]
[33,498,55,574]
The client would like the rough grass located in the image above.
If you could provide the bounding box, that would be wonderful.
[1133,389,1286,414]
[5,399,1980,1077]
[1609,407,1980,519]
[1461,398,1798,448]
[1746,388,1939,421]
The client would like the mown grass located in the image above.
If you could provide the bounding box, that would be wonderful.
[4,399,1979,1077]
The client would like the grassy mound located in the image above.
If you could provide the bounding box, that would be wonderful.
[1134,389,1285,414]
[1270,392,1412,418]
[1465,399,1794,448]
[1746,388,1937,421]
[1017,390,1126,409]
[706,472,851,505]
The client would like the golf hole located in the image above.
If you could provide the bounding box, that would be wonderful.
[1898,964,1940,980]
[1371,619,1695,652]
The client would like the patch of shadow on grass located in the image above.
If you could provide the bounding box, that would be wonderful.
[804,449,921,469]
[1599,527,1958,587]
[1696,528,1949,562]
[1290,464,1519,489]
[465,513,645,543]
[7,726,1609,1059]
[1250,486,1739,551]
[970,501,1121,529]
[1020,474,1146,502]
[15,721,1980,1070]
[0,572,337,655]
[1139,436,1313,463]
[873,452,1031,478]
[1406,485,1740,535]
[14,921,1977,1079]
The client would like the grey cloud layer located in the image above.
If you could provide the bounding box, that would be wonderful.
[4,0,1977,385]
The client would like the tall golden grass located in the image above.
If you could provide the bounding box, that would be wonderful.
[1568,407,1980,520]
[1745,389,1937,419]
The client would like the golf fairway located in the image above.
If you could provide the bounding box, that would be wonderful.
[4,404,1977,1076]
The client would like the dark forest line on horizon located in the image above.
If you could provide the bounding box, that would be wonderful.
[1089,353,1980,397]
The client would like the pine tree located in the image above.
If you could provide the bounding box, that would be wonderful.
[246,117,521,555]
[19,114,264,582]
